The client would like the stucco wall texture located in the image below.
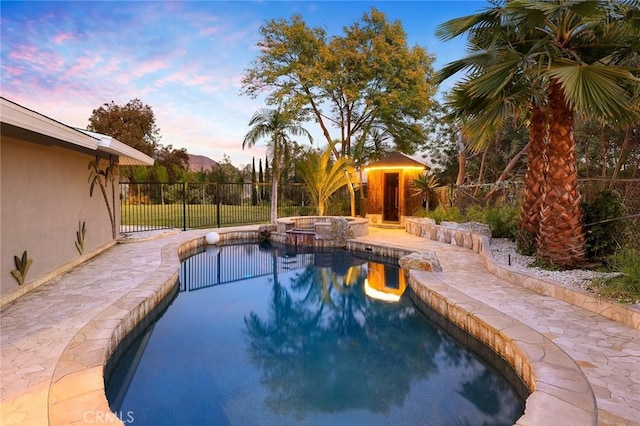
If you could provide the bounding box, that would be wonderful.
[1,136,117,298]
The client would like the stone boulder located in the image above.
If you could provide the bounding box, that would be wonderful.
[399,251,442,272]
[258,224,276,239]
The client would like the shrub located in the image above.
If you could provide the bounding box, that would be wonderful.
[425,205,464,224]
[516,229,536,256]
[589,247,640,303]
[464,204,518,239]
[483,205,519,239]
[583,189,629,260]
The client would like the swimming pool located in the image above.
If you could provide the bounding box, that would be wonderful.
[106,241,525,425]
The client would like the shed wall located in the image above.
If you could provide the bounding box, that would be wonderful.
[365,167,424,223]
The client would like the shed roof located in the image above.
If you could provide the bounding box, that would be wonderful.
[1,97,154,166]
[364,151,427,170]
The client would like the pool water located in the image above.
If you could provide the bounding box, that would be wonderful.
[106,242,525,425]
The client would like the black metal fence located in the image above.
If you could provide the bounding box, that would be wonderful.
[120,182,367,232]
[179,243,316,292]
[436,179,639,250]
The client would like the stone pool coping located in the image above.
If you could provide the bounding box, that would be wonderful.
[47,228,260,425]
[405,217,640,331]
[47,224,604,425]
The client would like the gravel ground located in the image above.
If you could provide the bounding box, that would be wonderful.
[489,238,619,291]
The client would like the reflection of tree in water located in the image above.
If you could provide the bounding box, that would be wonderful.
[244,249,450,418]
[456,368,524,425]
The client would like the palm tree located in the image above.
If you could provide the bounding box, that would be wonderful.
[438,10,550,254]
[243,108,312,224]
[412,174,440,212]
[296,142,355,215]
[437,0,640,268]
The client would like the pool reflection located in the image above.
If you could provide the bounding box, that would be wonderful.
[243,244,522,423]
[107,242,524,425]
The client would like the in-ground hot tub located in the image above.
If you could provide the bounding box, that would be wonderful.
[273,216,368,247]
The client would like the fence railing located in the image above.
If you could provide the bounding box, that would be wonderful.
[120,182,366,232]
[435,179,639,214]
[179,243,316,292]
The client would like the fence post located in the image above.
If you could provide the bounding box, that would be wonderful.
[183,181,187,231]
[216,183,221,228]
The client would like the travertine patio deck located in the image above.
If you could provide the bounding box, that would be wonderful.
[1,226,638,425]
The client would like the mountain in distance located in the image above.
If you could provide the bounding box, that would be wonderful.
[188,154,219,172]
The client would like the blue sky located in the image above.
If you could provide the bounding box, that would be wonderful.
[1,1,486,167]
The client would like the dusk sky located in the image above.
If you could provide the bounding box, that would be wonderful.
[1,1,485,168]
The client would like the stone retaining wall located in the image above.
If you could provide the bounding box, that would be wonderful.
[405,217,640,331]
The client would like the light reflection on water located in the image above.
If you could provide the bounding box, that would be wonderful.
[106,242,524,425]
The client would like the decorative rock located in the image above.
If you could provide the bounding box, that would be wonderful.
[399,251,442,272]
[205,231,220,245]
[258,225,275,239]
[328,217,354,247]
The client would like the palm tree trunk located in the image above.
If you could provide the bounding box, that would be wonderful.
[344,170,356,217]
[536,82,587,268]
[456,132,466,186]
[518,106,547,251]
[474,144,490,197]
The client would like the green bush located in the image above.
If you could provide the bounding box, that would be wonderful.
[419,202,519,239]
[583,189,629,260]
[463,204,518,239]
[424,205,464,224]
[589,247,640,303]
[484,205,519,239]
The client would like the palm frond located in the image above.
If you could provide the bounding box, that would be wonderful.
[547,61,640,122]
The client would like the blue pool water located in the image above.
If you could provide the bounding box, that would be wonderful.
[106,242,525,425]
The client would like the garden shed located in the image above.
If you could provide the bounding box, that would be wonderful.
[364,152,427,225]
[0,97,154,305]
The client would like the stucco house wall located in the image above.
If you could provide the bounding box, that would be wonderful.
[1,137,116,297]
[0,98,153,305]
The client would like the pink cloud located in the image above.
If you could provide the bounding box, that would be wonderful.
[154,69,214,90]
[8,45,39,62]
[53,32,75,44]
[222,29,251,45]
[2,65,25,77]
[8,44,66,74]
[131,58,171,78]
[66,54,102,78]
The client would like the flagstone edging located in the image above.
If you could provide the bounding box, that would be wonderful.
[46,224,598,425]
[47,228,260,425]
[405,217,640,331]
[406,268,597,425]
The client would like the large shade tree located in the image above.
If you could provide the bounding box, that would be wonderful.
[243,108,312,224]
[87,98,160,156]
[242,8,436,156]
[87,99,192,183]
[437,0,640,268]
[242,8,437,214]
